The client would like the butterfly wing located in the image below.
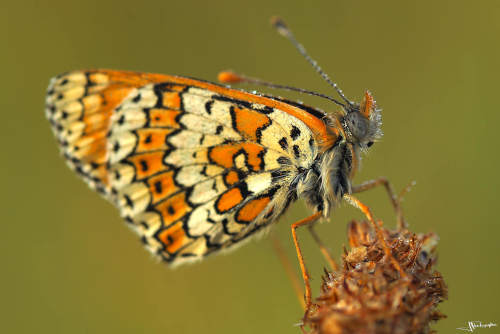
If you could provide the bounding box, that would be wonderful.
[46,70,328,265]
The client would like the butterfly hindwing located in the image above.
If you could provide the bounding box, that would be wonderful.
[46,70,320,265]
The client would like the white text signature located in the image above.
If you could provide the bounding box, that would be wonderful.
[457,321,497,332]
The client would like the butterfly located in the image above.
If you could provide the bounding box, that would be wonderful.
[45,17,394,305]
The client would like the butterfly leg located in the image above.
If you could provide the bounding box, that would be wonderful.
[343,194,407,279]
[291,211,323,307]
[271,234,306,310]
[307,223,338,271]
[352,177,410,229]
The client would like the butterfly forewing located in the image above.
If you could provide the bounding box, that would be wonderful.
[46,70,323,265]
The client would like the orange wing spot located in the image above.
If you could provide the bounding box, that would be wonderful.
[100,85,136,113]
[233,107,271,141]
[155,192,191,226]
[146,171,179,204]
[127,151,168,180]
[149,108,181,128]
[224,170,240,185]
[236,197,271,223]
[82,112,109,134]
[135,128,173,153]
[242,143,265,172]
[209,142,264,172]
[157,221,191,254]
[209,144,239,169]
[162,92,181,110]
[217,187,244,213]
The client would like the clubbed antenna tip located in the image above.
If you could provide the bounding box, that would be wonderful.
[217,70,244,84]
[270,16,290,37]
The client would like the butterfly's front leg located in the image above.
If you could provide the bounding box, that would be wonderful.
[352,177,407,229]
[343,194,407,279]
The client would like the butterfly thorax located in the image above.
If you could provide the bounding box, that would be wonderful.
[295,91,382,216]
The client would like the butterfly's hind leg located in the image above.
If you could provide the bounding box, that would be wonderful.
[290,211,323,307]
[271,234,306,310]
[274,213,337,309]
[307,223,338,271]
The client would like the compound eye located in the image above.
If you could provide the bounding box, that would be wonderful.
[367,141,374,147]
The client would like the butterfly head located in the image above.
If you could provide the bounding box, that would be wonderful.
[341,91,382,149]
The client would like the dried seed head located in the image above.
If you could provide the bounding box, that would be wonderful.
[303,220,447,334]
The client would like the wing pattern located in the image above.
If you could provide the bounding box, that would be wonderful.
[46,70,320,265]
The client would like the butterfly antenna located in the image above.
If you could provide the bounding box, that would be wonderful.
[218,71,346,108]
[271,16,354,106]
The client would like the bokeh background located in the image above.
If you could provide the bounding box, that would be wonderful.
[2,0,499,333]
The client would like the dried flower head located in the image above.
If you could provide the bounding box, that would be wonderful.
[303,220,447,334]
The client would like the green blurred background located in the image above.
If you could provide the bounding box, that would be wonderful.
[2,0,499,333]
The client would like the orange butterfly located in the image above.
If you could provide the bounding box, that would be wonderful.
[46,17,400,306]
